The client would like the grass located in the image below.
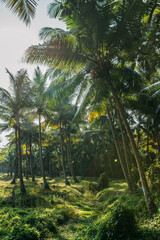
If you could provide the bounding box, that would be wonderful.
[0,174,159,239]
[0,174,100,239]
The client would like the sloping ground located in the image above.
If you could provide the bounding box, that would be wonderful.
[0,174,159,239]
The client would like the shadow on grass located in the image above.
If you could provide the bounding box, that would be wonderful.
[0,174,12,182]
[0,191,53,208]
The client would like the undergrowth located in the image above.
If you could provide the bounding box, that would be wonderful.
[0,174,160,239]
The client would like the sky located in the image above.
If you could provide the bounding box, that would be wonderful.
[0,0,66,148]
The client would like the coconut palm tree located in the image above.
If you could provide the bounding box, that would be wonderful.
[0,69,30,193]
[21,121,39,181]
[30,67,50,189]
[46,99,71,186]
[24,0,158,213]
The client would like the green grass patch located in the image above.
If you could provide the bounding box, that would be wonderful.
[0,174,159,239]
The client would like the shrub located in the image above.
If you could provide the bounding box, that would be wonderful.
[106,204,137,239]
[4,223,40,240]
[74,204,137,240]
[25,212,57,237]
[89,173,109,193]
[98,173,109,190]
[54,208,70,225]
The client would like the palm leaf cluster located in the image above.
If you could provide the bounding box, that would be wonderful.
[1,0,38,25]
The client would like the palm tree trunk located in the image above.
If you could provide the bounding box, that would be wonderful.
[65,126,78,183]
[29,136,35,181]
[117,110,135,191]
[10,161,13,178]
[11,127,18,184]
[107,107,133,191]
[67,140,79,182]
[25,145,29,179]
[17,123,26,194]
[79,156,84,178]
[146,117,151,166]
[59,122,70,186]
[106,76,157,214]
[38,114,49,189]
[107,151,114,178]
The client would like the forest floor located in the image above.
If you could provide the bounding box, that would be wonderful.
[0,174,159,239]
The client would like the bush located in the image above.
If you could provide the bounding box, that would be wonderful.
[147,163,160,197]
[89,173,109,193]
[98,173,109,190]
[25,213,57,237]
[4,222,40,240]
[54,207,70,225]
[74,204,137,240]
[106,204,137,239]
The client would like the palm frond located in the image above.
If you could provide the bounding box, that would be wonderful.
[73,82,91,122]
[0,123,10,133]
[1,0,38,25]
[0,87,12,101]
[47,1,63,19]
[150,89,160,100]
[24,39,85,72]
[142,81,160,92]
[39,27,70,42]
[156,103,160,115]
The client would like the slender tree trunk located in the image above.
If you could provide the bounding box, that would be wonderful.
[29,136,35,181]
[66,140,79,182]
[59,122,70,186]
[49,160,52,178]
[79,156,84,178]
[11,127,19,184]
[125,136,137,166]
[106,76,157,214]
[10,161,13,178]
[65,127,79,183]
[25,145,29,179]
[107,152,114,178]
[47,153,51,177]
[17,122,26,194]
[39,114,49,189]
[117,110,135,190]
[107,107,133,191]
[146,117,151,166]
[93,157,100,176]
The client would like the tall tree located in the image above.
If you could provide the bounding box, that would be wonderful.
[31,67,50,189]
[25,0,158,213]
[0,69,30,193]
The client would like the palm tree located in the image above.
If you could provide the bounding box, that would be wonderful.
[5,147,15,177]
[24,0,158,213]
[129,80,160,158]
[0,69,30,193]
[46,99,71,186]
[0,0,38,25]
[21,121,39,181]
[64,123,79,183]
[31,67,50,189]
[0,121,19,184]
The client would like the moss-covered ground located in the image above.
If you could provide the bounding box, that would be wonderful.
[0,174,159,239]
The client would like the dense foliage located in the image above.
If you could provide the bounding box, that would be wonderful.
[0,0,160,238]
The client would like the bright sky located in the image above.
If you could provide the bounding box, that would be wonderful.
[0,0,66,148]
